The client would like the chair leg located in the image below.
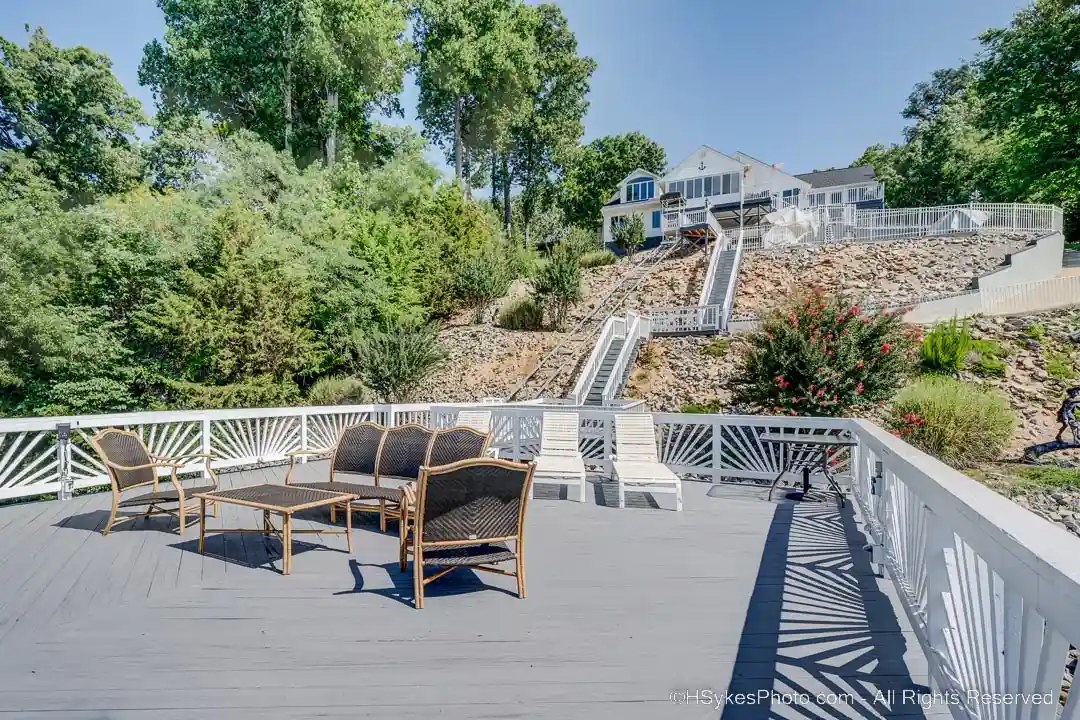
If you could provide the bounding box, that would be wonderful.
[379,500,387,534]
[178,500,185,537]
[103,499,118,536]
[398,511,408,573]
[413,548,424,609]
[330,503,336,524]
[516,546,526,599]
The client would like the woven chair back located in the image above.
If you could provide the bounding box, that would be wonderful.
[428,427,491,468]
[331,422,385,476]
[416,459,533,544]
[89,429,155,491]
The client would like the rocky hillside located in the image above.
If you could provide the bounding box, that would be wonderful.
[419,243,709,402]
[733,234,1032,317]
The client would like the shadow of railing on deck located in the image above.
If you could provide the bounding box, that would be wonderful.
[721,499,927,719]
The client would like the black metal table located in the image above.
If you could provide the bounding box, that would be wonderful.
[759,432,857,506]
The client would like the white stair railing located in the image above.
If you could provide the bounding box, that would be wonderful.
[601,310,650,405]
[698,230,729,306]
[567,316,618,405]
[720,230,745,331]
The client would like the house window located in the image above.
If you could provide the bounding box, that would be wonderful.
[847,187,858,203]
[781,188,800,207]
[611,215,624,230]
[719,171,740,195]
[703,176,713,195]
[830,190,843,205]
[625,179,655,203]
[651,210,661,229]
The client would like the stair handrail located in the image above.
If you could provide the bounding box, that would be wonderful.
[601,310,648,406]
[698,228,730,306]
[720,229,745,332]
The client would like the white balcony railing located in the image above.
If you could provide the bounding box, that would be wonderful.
[4,401,1080,715]
[647,304,722,335]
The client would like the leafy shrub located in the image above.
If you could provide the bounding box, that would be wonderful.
[455,255,511,323]
[701,338,731,358]
[919,317,972,375]
[1025,323,1046,341]
[729,287,915,416]
[1046,350,1077,380]
[306,376,367,405]
[579,249,615,268]
[887,376,1015,468]
[968,338,1008,377]
[355,321,444,402]
[681,399,724,414]
[496,296,545,331]
[563,225,601,258]
[612,214,645,259]
[531,243,582,330]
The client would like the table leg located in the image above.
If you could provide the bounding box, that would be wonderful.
[198,498,206,554]
[767,468,788,501]
[345,500,353,553]
[282,512,291,575]
[263,509,270,535]
[802,466,811,495]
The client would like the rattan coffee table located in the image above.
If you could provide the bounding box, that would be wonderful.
[193,484,355,575]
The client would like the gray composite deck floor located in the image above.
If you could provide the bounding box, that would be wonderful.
[0,463,948,719]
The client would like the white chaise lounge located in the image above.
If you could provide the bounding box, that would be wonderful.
[531,412,588,502]
[612,413,682,511]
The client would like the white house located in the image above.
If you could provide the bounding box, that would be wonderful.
[600,145,884,250]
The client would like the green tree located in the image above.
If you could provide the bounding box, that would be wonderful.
[612,214,645,260]
[976,0,1080,231]
[558,132,666,230]
[355,320,445,402]
[532,242,582,330]
[0,28,145,202]
[505,3,595,242]
[413,0,538,194]
[140,0,411,167]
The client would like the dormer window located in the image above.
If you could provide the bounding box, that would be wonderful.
[625,178,655,202]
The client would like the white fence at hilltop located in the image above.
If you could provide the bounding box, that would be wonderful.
[3,402,1080,720]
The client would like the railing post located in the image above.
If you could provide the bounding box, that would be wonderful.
[56,423,72,501]
[300,411,309,464]
[512,409,522,462]
[711,416,722,483]
[923,506,954,693]
[201,417,211,479]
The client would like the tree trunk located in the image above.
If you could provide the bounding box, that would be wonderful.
[463,147,472,199]
[491,153,498,208]
[454,96,464,195]
[325,84,338,167]
[283,48,293,154]
[502,154,511,238]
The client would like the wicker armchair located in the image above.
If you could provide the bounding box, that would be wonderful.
[284,421,407,532]
[375,424,438,532]
[397,426,491,559]
[401,458,534,609]
[88,428,219,537]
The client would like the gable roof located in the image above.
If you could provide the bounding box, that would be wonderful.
[604,168,661,204]
[795,165,877,189]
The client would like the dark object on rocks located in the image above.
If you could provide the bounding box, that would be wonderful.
[1026,339,1043,352]
[1023,387,1080,460]
[1070,330,1080,345]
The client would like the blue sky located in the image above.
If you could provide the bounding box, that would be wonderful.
[2,0,1030,178]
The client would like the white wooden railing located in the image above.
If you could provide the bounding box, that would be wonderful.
[647,304,723,335]
[849,419,1080,718]
[4,401,1080,715]
[697,229,730,306]
[601,310,649,406]
[567,316,618,405]
[852,202,1062,242]
[720,230,745,331]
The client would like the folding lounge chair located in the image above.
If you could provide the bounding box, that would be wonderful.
[531,412,588,503]
[611,413,683,511]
